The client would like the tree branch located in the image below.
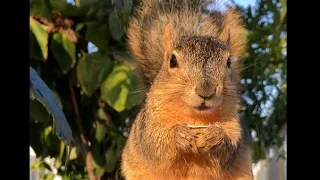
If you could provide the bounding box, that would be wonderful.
[30,14,78,43]
[69,82,97,180]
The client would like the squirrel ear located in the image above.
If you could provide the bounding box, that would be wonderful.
[219,9,246,57]
[163,24,175,53]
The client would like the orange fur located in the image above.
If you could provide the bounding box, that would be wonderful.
[121,0,252,179]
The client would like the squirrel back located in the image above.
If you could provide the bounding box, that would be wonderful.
[127,0,246,86]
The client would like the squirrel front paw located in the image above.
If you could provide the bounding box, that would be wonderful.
[195,123,224,152]
[173,124,199,154]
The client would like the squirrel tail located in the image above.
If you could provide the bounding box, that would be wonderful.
[127,0,246,85]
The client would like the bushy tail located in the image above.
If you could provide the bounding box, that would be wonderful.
[127,0,246,85]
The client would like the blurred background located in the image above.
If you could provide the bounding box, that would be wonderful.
[29,0,287,179]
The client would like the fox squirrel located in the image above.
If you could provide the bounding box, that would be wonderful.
[121,0,253,179]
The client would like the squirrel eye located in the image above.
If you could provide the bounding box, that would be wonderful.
[227,57,231,68]
[170,54,178,68]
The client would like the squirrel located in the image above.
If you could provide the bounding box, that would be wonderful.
[120,0,253,179]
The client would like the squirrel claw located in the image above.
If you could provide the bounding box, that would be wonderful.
[173,124,199,154]
[195,123,224,152]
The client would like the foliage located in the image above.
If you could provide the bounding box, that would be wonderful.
[29,0,286,179]
[233,0,287,162]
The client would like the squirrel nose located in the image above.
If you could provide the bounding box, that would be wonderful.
[195,83,216,99]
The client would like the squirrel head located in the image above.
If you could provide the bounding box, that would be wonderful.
[150,24,241,116]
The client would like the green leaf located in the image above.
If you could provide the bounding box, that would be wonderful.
[30,18,49,60]
[42,126,53,144]
[50,0,84,17]
[101,64,141,112]
[108,11,124,41]
[52,90,63,108]
[115,135,125,150]
[77,52,114,96]
[112,0,133,26]
[50,0,68,10]
[54,158,62,169]
[104,142,117,172]
[30,30,44,61]
[76,23,85,32]
[69,145,80,160]
[50,0,73,13]
[42,174,55,180]
[94,167,105,178]
[85,22,110,50]
[30,0,53,20]
[40,126,62,158]
[91,144,105,168]
[30,97,52,124]
[95,124,107,143]
[58,141,65,159]
[75,0,99,7]
[97,108,110,122]
[51,32,76,74]
[47,132,64,158]
[31,160,52,171]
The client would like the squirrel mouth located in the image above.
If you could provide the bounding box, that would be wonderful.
[193,103,213,111]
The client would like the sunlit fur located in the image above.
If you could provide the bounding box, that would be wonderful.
[121,0,252,179]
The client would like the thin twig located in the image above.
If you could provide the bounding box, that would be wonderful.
[69,82,97,180]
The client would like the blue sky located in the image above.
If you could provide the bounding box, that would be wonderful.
[234,0,256,7]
